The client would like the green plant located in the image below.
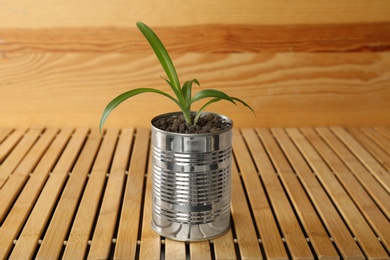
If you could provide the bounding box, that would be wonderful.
[99,22,253,132]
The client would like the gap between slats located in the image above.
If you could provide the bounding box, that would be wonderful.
[1,126,389,259]
[246,128,340,259]
[331,127,390,193]
[315,127,390,220]
[269,128,365,259]
[287,128,388,259]
[2,128,89,259]
[301,128,390,250]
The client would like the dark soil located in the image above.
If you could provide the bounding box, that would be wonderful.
[152,113,232,134]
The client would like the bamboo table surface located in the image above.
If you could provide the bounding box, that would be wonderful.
[0,126,389,260]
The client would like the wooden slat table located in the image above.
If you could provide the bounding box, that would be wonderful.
[0,126,389,260]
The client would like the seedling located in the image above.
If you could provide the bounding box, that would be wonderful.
[99,22,253,132]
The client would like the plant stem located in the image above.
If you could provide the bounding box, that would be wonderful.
[182,109,193,125]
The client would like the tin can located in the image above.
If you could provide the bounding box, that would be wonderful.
[151,112,232,241]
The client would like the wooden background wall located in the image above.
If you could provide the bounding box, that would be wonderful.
[1,0,389,128]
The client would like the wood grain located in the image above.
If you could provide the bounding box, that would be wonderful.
[1,1,389,29]
[59,128,116,260]
[351,128,390,171]
[301,127,390,250]
[36,129,106,260]
[0,127,13,144]
[0,128,58,222]
[271,128,365,259]
[241,128,313,259]
[190,241,212,260]
[1,126,388,258]
[1,52,389,128]
[1,1,389,128]
[0,128,73,260]
[232,129,284,259]
[253,128,339,259]
[213,231,237,260]
[287,128,388,259]
[0,128,26,163]
[315,127,390,219]
[255,128,338,258]
[0,127,43,188]
[114,128,150,259]
[331,127,390,192]
[165,239,186,260]
[229,159,263,259]
[8,128,90,259]
[87,128,134,259]
[2,23,390,53]
[139,150,161,260]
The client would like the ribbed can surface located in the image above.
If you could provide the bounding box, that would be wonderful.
[151,112,232,241]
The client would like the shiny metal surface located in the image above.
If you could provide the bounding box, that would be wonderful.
[151,112,232,241]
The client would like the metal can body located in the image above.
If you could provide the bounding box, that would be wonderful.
[151,112,232,241]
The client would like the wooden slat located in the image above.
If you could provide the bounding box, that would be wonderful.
[0,128,26,164]
[138,147,161,260]
[350,128,390,171]
[86,128,134,259]
[1,2,390,133]
[1,52,390,130]
[230,152,263,259]
[232,128,283,259]
[375,126,390,140]
[165,239,186,260]
[3,1,390,29]
[36,128,113,259]
[0,127,13,143]
[1,126,388,259]
[316,127,390,218]
[331,127,390,192]
[271,128,365,259]
[114,128,150,259]
[190,241,212,260]
[2,23,390,53]
[254,128,339,259]
[9,128,91,259]
[0,128,58,222]
[58,128,119,259]
[241,128,313,259]
[301,127,390,250]
[0,128,74,260]
[62,129,128,259]
[288,128,389,259]
[362,127,390,154]
[0,127,42,187]
[213,230,237,260]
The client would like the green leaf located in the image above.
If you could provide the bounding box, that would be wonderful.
[231,96,255,114]
[99,88,179,132]
[182,79,200,105]
[137,22,181,90]
[161,77,186,106]
[191,89,236,105]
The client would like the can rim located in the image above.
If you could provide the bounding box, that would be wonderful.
[151,111,233,137]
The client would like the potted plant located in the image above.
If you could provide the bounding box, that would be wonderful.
[99,22,253,241]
